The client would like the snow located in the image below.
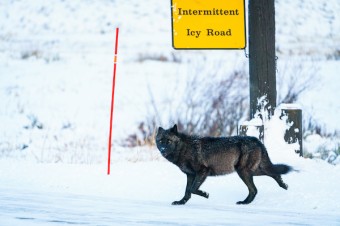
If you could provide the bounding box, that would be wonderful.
[0,107,339,224]
[1,0,340,224]
[240,118,263,126]
[1,160,340,225]
[278,103,302,110]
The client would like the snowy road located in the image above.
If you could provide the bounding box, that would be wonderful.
[1,186,339,226]
[0,173,340,226]
[1,159,340,225]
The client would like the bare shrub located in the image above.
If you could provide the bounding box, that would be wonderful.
[303,112,340,138]
[125,61,249,146]
[137,52,181,63]
[20,49,60,62]
[123,58,340,166]
[125,121,157,147]
[174,67,249,137]
[126,58,335,160]
[21,50,42,59]
[303,113,327,138]
[277,60,318,104]
[277,60,340,137]
[326,49,340,60]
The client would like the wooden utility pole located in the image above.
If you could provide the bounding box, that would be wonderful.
[248,0,276,119]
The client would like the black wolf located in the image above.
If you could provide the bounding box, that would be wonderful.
[156,125,293,205]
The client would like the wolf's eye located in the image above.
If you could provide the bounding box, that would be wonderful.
[163,139,171,144]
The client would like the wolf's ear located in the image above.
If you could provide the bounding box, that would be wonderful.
[158,127,164,132]
[171,124,178,134]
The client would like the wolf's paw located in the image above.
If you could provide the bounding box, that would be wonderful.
[202,191,209,199]
[236,199,252,205]
[236,201,250,205]
[172,200,186,205]
[281,183,288,190]
[194,190,209,199]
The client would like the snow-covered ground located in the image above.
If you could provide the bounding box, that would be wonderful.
[1,0,340,225]
[1,159,340,225]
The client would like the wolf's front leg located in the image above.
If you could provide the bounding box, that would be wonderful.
[172,170,210,205]
[172,174,194,205]
[190,168,209,194]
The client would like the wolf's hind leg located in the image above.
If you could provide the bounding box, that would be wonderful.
[236,170,257,205]
[193,190,209,198]
[271,175,288,190]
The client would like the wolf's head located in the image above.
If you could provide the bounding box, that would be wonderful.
[156,124,180,158]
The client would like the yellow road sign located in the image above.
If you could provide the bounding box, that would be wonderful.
[171,0,246,49]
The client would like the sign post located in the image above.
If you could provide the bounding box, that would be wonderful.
[248,0,276,119]
[171,0,246,49]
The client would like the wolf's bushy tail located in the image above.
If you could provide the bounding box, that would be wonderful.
[258,141,294,176]
[271,164,293,175]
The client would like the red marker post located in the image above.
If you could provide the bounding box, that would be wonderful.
[108,28,119,175]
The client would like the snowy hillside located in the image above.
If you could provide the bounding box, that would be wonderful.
[1,0,340,163]
[275,0,340,58]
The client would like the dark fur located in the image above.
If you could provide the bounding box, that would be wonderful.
[156,125,293,205]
